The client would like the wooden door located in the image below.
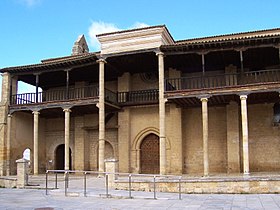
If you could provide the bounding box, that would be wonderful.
[140,134,159,174]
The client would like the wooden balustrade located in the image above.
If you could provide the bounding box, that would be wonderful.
[11,69,280,106]
[118,89,159,103]
[165,69,280,91]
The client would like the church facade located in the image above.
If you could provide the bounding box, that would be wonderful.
[0,25,280,176]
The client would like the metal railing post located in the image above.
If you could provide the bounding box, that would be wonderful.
[105,173,109,198]
[64,171,68,196]
[153,175,156,200]
[128,174,132,199]
[84,172,87,197]
[45,171,48,195]
[179,176,182,200]
[55,172,58,189]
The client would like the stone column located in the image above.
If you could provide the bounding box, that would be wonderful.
[32,110,40,175]
[98,58,106,173]
[240,94,249,174]
[201,97,209,176]
[6,114,12,175]
[157,52,166,175]
[117,73,131,172]
[0,73,11,176]
[63,108,71,170]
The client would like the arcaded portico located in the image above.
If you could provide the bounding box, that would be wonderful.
[0,26,280,179]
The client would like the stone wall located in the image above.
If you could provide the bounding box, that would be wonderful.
[182,106,227,174]
[3,100,280,175]
[248,103,280,171]
[114,178,280,194]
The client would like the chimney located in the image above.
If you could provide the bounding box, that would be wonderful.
[72,34,89,55]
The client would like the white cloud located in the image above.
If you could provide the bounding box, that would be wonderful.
[88,21,121,51]
[131,22,150,29]
[88,21,149,51]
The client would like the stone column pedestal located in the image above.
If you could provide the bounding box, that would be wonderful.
[105,159,119,188]
[16,158,29,188]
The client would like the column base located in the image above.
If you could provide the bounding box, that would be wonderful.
[243,172,250,176]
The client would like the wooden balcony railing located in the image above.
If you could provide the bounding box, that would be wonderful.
[165,69,280,91]
[12,69,277,107]
[10,85,116,105]
[118,89,159,104]
[11,86,159,106]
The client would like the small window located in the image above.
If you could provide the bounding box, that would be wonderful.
[273,102,280,126]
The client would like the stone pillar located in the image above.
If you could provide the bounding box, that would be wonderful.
[157,52,166,175]
[226,101,240,173]
[98,58,106,173]
[118,73,131,172]
[16,158,29,188]
[74,116,85,170]
[240,94,249,174]
[105,159,118,188]
[1,72,11,103]
[168,104,183,174]
[201,97,209,176]
[0,73,11,176]
[6,114,12,175]
[118,108,131,172]
[63,108,71,170]
[32,110,40,175]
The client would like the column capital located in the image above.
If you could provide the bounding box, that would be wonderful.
[234,47,247,52]
[200,97,208,102]
[198,95,211,101]
[155,51,164,57]
[97,58,107,64]
[239,94,248,100]
[32,110,40,115]
[63,68,72,72]
[63,108,71,113]
[197,51,209,55]
[7,114,13,118]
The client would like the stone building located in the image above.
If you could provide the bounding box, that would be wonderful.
[0,25,280,177]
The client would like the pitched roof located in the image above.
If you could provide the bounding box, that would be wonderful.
[96,25,167,37]
[175,28,280,45]
[0,53,98,73]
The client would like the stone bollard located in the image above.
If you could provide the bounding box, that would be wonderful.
[16,158,29,188]
[105,159,119,188]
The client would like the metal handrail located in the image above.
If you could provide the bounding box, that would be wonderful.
[45,170,182,200]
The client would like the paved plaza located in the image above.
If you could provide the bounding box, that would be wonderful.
[1,188,280,209]
[1,175,280,209]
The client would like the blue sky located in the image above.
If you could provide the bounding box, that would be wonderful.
[0,0,280,92]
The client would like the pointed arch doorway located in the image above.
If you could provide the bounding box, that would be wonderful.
[55,144,72,170]
[140,134,159,174]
